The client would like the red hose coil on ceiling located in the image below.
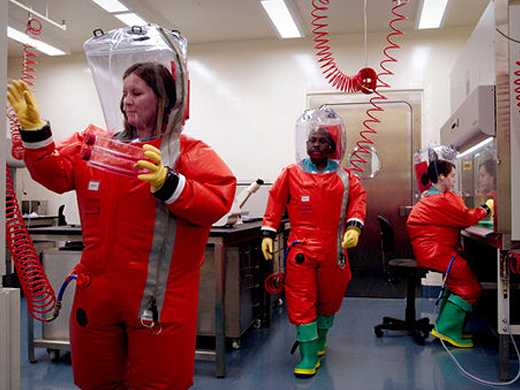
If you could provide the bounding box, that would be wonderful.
[311,0,377,94]
[311,0,408,174]
[349,1,408,173]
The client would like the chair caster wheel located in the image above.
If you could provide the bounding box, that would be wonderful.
[374,327,384,338]
[412,331,427,345]
[48,349,60,362]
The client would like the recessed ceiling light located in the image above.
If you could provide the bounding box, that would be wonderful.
[418,0,449,30]
[114,12,147,27]
[261,0,302,39]
[90,0,128,13]
[7,26,67,56]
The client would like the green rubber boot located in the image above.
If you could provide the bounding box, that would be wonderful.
[317,314,334,357]
[431,294,474,348]
[294,322,320,377]
[437,291,471,339]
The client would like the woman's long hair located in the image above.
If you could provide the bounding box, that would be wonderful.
[119,62,177,140]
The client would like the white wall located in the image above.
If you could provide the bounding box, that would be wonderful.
[449,1,495,112]
[8,27,472,224]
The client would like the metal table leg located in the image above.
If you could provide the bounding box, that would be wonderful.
[499,334,510,381]
[27,309,36,363]
[214,238,226,378]
[497,248,511,382]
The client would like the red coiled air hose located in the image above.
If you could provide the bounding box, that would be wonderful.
[21,18,42,86]
[5,167,56,321]
[9,18,43,160]
[349,0,408,173]
[311,0,408,174]
[311,0,377,94]
[264,272,285,295]
[5,17,57,321]
[6,109,23,160]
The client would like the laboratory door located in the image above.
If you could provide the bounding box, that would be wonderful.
[307,91,421,297]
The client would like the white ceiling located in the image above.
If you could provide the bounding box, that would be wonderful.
[7,0,490,57]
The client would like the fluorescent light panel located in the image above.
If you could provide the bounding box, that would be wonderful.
[456,137,494,159]
[7,26,66,56]
[418,0,449,30]
[261,0,302,39]
[114,12,147,27]
[90,0,128,13]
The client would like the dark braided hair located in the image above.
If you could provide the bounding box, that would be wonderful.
[421,160,455,186]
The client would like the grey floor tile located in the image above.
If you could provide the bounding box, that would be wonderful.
[20,297,520,389]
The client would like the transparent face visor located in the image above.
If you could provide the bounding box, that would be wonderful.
[81,25,189,176]
[414,145,457,192]
[84,25,188,140]
[294,106,346,164]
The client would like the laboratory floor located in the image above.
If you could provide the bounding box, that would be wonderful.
[21,297,520,390]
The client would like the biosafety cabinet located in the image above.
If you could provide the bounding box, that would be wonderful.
[441,0,520,242]
[440,0,520,381]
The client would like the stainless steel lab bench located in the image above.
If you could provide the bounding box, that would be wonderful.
[28,220,287,378]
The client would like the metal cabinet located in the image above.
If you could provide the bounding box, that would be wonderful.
[197,243,266,339]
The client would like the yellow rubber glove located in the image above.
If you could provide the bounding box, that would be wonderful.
[6,80,46,130]
[485,198,495,218]
[342,227,361,249]
[135,144,168,191]
[261,237,273,261]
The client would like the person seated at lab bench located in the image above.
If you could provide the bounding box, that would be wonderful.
[407,157,494,348]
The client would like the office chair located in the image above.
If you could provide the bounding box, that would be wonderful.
[373,215,433,345]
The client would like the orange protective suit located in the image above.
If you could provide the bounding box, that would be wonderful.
[21,124,236,390]
[262,162,366,324]
[407,190,487,304]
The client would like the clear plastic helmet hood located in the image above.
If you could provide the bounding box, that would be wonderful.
[414,144,458,192]
[294,106,347,164]
[84,24,189,140]
[414,144,458,167]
